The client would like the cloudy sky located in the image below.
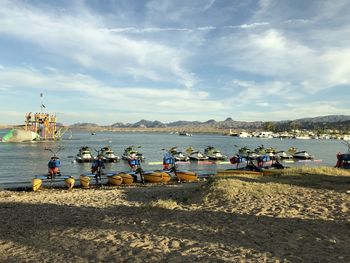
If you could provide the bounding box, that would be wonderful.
[1,0,350,125]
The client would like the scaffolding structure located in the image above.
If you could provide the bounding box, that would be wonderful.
[24,112,69,141]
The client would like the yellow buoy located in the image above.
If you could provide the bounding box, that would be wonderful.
[161,172,171,183]
[32,178,42,192]
[79,175,91,188]
[108,174,123,186]
[144,171,164,183]
[119,173,134,185]
[65,177,75,190]
[176,171,198,182]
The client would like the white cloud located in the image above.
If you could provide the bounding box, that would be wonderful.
[218,28,350,93]
[239,22,270,29]
[1,1,350,124]
[0,66,224,124]
[0,1,197,88]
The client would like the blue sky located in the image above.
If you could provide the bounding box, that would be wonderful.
[1,0,350,125]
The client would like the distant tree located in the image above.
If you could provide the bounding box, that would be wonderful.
[263,121,276,132]
[290,121,299,131]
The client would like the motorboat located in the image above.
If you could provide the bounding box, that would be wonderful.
[275,150,294,160]
[237,146,252,158]
[292,151,313,160]
[100,146,120,162]
[179,131,192,136]
[264,147,276,158]
[168,146,189,161]
[122,146,145,162]
[185,147,208,161]
[76,146,93,163]
[204,146,226,160]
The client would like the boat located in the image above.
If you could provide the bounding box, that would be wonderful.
[122,146,145,162]
[230,131,252,138]
[175,170,198,182]
[275,150,294,160]
[2,94,71,143]
[292,151,313,160]
[179,131,192,136]
[76,146,93,162]
[1,129,39,143]
[100,146,120,162]
[168,146,189,161]
[237,146,252,159]
[264,147,276,158]
[204,146,226,160]
[185,147,208,161]
[293,134,311,139]
[107,173,123,186]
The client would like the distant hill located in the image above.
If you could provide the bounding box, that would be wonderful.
[70,115,350,132]
[70,122,100,128]
[295,115,350,123]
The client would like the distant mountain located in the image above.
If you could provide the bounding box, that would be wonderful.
[70,115,350,131]
[70,122,100,128]
[131,119,167,128]
[166,120,202,127]
[294,115,350,124]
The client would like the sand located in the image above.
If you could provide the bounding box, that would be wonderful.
[0,172,349,262]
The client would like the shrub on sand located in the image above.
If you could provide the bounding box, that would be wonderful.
[204,175,289,203]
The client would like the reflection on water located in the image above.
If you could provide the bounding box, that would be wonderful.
[0,130,347,186]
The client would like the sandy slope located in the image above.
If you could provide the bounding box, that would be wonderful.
[0,175,349,262]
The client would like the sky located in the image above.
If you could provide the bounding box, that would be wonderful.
[1,0,350,125]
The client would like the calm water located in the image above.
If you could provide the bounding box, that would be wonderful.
[0,130,347,187]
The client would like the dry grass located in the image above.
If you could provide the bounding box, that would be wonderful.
[280,166,350,176]
[206,167,350,204]
[148,199,180,210]
[205,174,290,203]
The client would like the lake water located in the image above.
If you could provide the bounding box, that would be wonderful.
[0,130,347,188]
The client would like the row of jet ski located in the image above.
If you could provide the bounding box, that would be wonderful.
[75,144,314,164]
[75,145,227,163]
[234,145,314,161]
[75,146,145,163]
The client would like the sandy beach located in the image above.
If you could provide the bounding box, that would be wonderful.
[0,168,349,262]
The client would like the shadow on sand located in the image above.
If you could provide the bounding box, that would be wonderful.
[0,199,349,262]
